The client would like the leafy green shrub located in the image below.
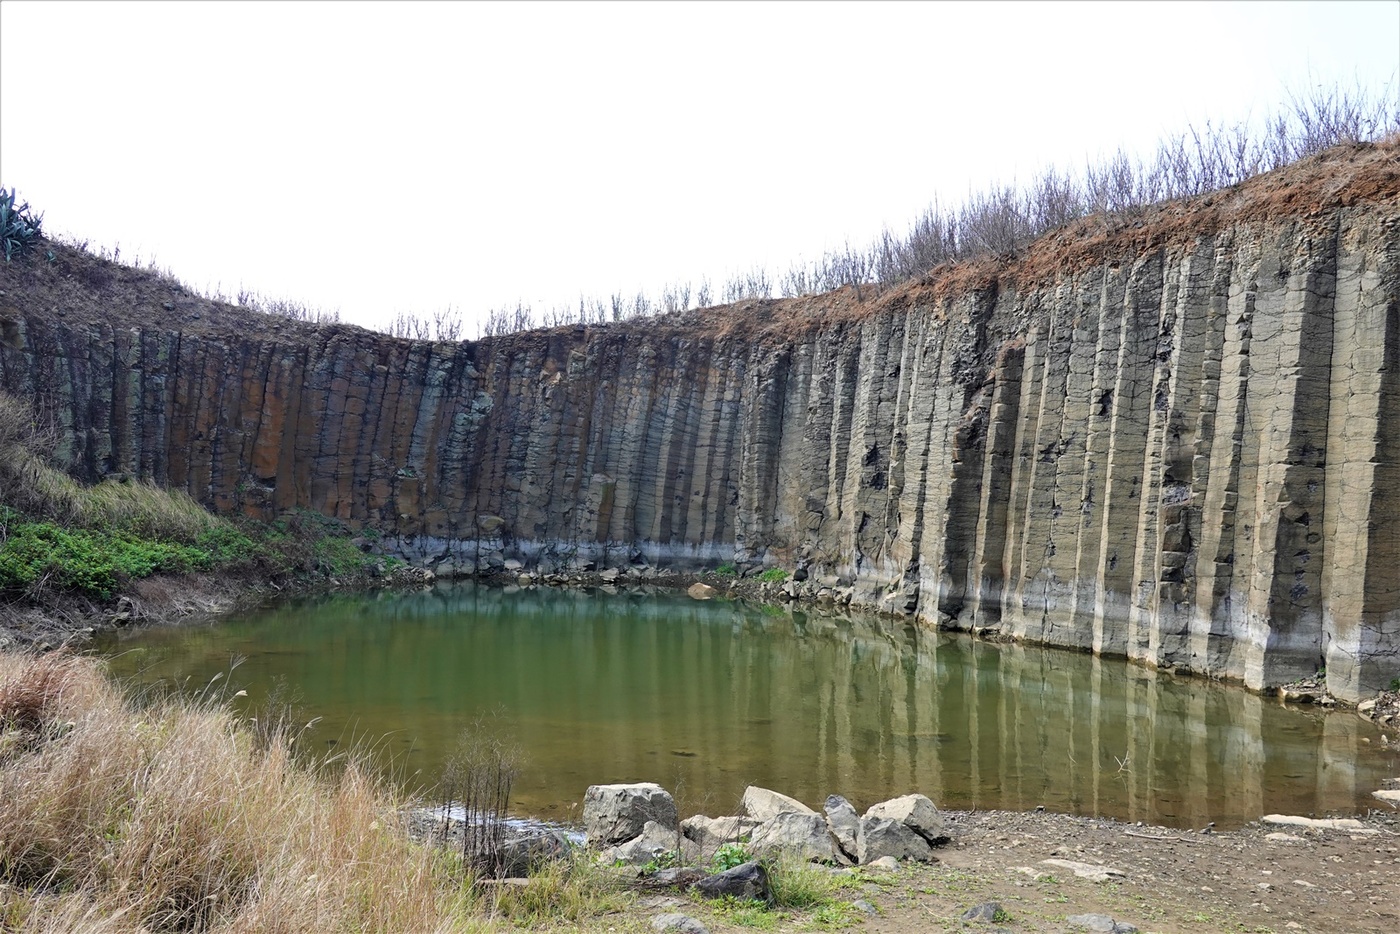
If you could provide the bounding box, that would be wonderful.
[0,521,210,599]
[195,523,260,564]
[313,535,371,577]
[712,841,752,871]
[758,567,789,584]
[715,562,737,577]
[0,188,43,263]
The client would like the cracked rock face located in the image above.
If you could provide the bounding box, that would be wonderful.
[3,142,1398,700]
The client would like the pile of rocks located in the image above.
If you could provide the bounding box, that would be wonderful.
[582,781,948,868]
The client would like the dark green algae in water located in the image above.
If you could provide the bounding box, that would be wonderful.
[95,582,1399,830]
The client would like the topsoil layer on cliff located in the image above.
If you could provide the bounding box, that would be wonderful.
[3,139,1396,351]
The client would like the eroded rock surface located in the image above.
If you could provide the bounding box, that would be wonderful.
[3,141,1398,697]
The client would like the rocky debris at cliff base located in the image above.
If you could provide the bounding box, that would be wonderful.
[1358,687,1400,726]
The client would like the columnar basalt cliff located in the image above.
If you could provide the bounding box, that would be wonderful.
[3,142,1398,700]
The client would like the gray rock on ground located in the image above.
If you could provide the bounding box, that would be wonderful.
[498,828,573,877]
[741,785,816,821]
[601,820,698,866]
[651,913,709,934]
[584,782,678,845]
[748,811,836,862]
[693,861,771,903]
[863,793,945,842]
[961,901,1005,922]
[1067,913,1139,933]
[680,814,760,850]
[823,795,860,860]
[857,816,934,864]
[1040,858,1126,883]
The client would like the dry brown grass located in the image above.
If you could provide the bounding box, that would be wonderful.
[0,652,496,933]
[0,392,217,544]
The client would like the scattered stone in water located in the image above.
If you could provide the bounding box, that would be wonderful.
[670,749,698,758]
[686,582,717,600]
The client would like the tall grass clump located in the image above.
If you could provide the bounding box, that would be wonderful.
[0,652,481,932]
[0,391,217,545]
[437,717,520,877]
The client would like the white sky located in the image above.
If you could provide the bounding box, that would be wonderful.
[2,1,1397,335]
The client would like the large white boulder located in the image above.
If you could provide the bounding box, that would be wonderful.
[583,782,678,846]
[748,811,836,863]
[680,814,761,850]
[856,816,933,864]
[863,793,945,843]
[741,785,816,822]
[600,820,699,866]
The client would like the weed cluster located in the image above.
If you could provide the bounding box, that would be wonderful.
[0,653,475,931]
[0,187,44,263]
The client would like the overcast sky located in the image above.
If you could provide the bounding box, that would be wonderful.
[2,1,1397,335]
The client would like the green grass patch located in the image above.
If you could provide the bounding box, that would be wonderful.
[757,567,789,584]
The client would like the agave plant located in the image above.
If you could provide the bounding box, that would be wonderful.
[0,187,44,262]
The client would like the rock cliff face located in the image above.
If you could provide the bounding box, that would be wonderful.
[3,142,1398,700]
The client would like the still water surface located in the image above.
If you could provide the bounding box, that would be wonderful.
[96,583,1397,829]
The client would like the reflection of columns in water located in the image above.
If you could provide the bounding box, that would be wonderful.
[1318,707,1364,816]
[1184,685,1211,831]
[964,639,984,811]
[1223,689,1264,822]
[1088,654,1104,820]
[999,642,1032,812]
[1123,668,1154,824]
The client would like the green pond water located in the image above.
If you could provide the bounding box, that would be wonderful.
[95,582,1398,830]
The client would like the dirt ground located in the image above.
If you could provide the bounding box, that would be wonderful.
[617,807,1400,934]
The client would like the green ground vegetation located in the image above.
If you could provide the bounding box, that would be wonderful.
[0,391,396,605]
